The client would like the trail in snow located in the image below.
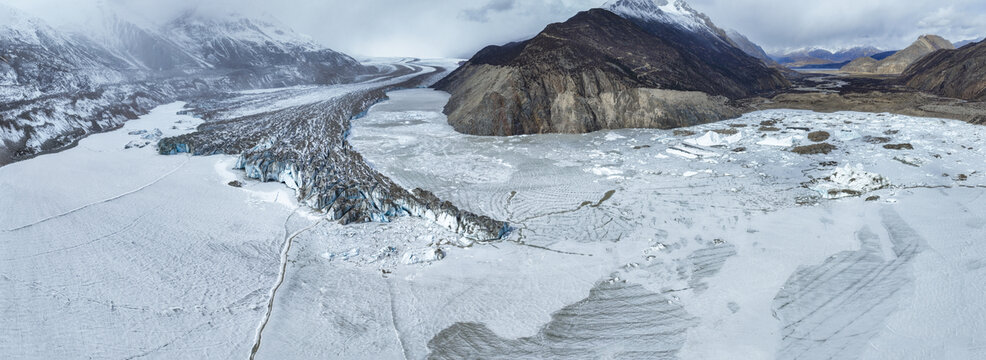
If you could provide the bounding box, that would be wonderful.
[387,279,411,360]
[2,211,149,261]
[3,156,190,232]
[249,208,323,360]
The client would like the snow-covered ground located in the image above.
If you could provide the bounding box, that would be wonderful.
[0,99,458,358]
[348,89,986,359]
[3,82,986,358]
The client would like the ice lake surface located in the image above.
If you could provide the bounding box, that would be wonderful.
[351,89,986,359]
[2,85,985,359]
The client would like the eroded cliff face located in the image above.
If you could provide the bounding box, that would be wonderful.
[900,39,986,102]
[841,35,954,75]
[440,64,741,135]
[434,9,787,136]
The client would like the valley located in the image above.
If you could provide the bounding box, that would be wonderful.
[3,0,986,359]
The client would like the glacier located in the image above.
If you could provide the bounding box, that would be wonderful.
[2,61,986,359]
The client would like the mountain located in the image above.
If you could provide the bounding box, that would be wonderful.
[773,46,883,68]
[841,35,953,74]
[870,50,898,60]
[0,5,128,98]
[0,5,367,165]
[724,29,777,66]
[433,0,788,136]
[899,39,986,101]
[954,37,985,48]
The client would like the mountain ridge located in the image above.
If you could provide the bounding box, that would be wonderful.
[0,4,369,165]
[900,39,986,101]
[841,35,953,74]
[434,2,788,136]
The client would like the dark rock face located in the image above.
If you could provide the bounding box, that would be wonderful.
[434,8,787,136]
[899,39,986,101]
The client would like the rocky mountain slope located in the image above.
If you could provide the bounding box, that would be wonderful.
[0,5,367,165]
[842,35,953,74]
[725,29,778,66]
[899,39,986,101]
[433,0,788,136]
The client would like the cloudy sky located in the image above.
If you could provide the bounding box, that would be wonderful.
[3,0,985,57]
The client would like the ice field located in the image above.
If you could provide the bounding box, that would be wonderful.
[2,85,986,358]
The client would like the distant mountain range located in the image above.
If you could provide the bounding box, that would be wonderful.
[954,37,985,48]
[434,0,787,136]
[0,4,367,164]
[770,46,885,68]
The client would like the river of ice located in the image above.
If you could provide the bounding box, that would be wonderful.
[2,82,986,358]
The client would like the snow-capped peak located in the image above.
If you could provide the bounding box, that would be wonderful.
[165,11,320,53]
[0,4,59,46]
[603,0,718,34]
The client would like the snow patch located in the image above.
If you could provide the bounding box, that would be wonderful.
[757,136,795,147]
[684,131,742,147]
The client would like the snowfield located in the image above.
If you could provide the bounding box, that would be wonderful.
[3,81,986,359]
[349,89,986,359]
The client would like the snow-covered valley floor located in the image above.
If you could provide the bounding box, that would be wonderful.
[349,89,986,359]
[2,82,986,359]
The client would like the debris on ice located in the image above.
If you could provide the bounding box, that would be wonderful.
[812,164,890,199]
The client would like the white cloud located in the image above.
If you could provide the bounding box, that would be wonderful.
[689,0,986,53]
[2,0,984,57]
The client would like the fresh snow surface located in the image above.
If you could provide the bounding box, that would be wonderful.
[348,88,986,359]
[4,73,986,359]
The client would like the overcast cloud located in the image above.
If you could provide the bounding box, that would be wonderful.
[3,0,985,57]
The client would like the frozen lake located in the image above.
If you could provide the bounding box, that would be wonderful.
[2,85,986,359]
[350,89,986,359]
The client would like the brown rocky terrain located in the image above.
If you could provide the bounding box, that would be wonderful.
[434,8,787,136]
[842,35,953,74]
[899,39,986,101]
[747,74,986,125]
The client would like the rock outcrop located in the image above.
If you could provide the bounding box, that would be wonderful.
[899,38,986,101]
[841,35,953,74]
[434,2,787,136]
